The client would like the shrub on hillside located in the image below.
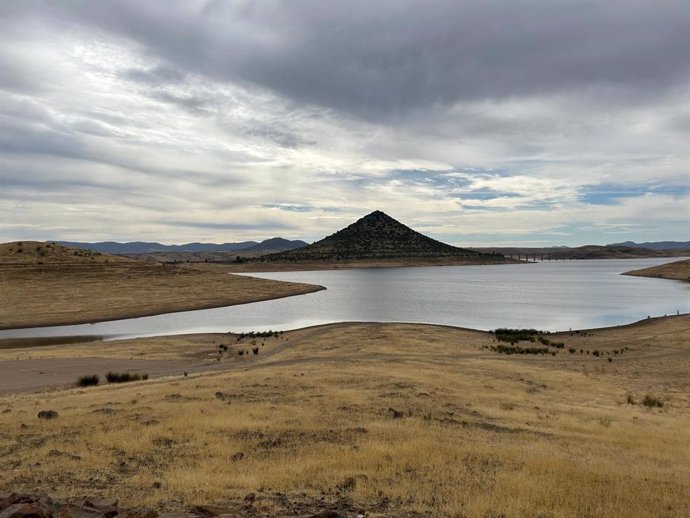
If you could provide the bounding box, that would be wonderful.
[106,372,148,383]
[77,374,99,387]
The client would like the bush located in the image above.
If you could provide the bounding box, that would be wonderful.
[490,344,550,355]
[494,328,541,344]
[252,347,259,355]
[77,374,99,387]
[106,371,147,383]
[642,395,663,408]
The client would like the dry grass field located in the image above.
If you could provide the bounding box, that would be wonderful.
[624,258,690,283]
[0,241,323,329]
[1,316,688,517]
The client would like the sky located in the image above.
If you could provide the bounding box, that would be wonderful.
[0,0,688,247]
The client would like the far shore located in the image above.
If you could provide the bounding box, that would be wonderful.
[623,258,690,283]
[193,256,522,273]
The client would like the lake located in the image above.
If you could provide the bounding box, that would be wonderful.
[1,258,688,341]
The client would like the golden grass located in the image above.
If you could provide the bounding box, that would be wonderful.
[1,318,689,517]
[624,258,690,283]
[0,262,322,329]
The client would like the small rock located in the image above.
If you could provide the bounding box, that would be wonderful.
[37,410,58,420]
[0,503,50,518]
[190,505,233,517]
[81,498,119,509]
[117,508,158,518]
[55,503,107,518]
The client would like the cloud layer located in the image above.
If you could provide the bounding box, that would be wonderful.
[0,0,688,245]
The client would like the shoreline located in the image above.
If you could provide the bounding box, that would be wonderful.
[0,283,325,332]
[622,258,690,283]
[1,311,687,353]
[197,256,523,272]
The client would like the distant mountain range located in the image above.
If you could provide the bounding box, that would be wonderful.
[264,210,504,263]
[472,244,690,260]
[606,241,690,250]
[56,238,308,255]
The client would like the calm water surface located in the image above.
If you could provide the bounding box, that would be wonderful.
[1,258,688,341]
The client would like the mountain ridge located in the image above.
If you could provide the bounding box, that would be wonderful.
[606,240,690,250]
[56,238,308,254]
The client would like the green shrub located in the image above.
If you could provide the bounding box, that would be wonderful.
[77,374,99,387]
[106,371,147,383]
[493,328,541,344]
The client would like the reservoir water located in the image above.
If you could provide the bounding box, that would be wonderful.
[1,258,688,341]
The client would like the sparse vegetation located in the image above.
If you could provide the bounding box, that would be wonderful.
[642,395,664,408]
[105,371,148,383]
[493,328,541,344]
[76,374,99,387]
[236,330,282,341]
[1,319,688,517]
[490,344,550,355]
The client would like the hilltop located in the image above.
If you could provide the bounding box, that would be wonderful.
[57,237,308,255]
[0,241,133,265]
[263,210,503,264]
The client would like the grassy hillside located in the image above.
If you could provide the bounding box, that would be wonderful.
[0,241,132,265]
[624,258,690,282]
[0,241,322,329]
[1,316,689,517]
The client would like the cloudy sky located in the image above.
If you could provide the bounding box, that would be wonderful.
[1,1,688,246]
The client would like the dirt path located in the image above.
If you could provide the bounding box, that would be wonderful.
[0,357,206,393]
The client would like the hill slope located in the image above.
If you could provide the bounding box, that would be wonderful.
[264,210,500,262]
[624,258,690,282]
[56,238,308,255]
[608,240,690,250]
[0,241,133,265]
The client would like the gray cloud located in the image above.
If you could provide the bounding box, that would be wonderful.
[0,0,688,245]
[4,0,687,120]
